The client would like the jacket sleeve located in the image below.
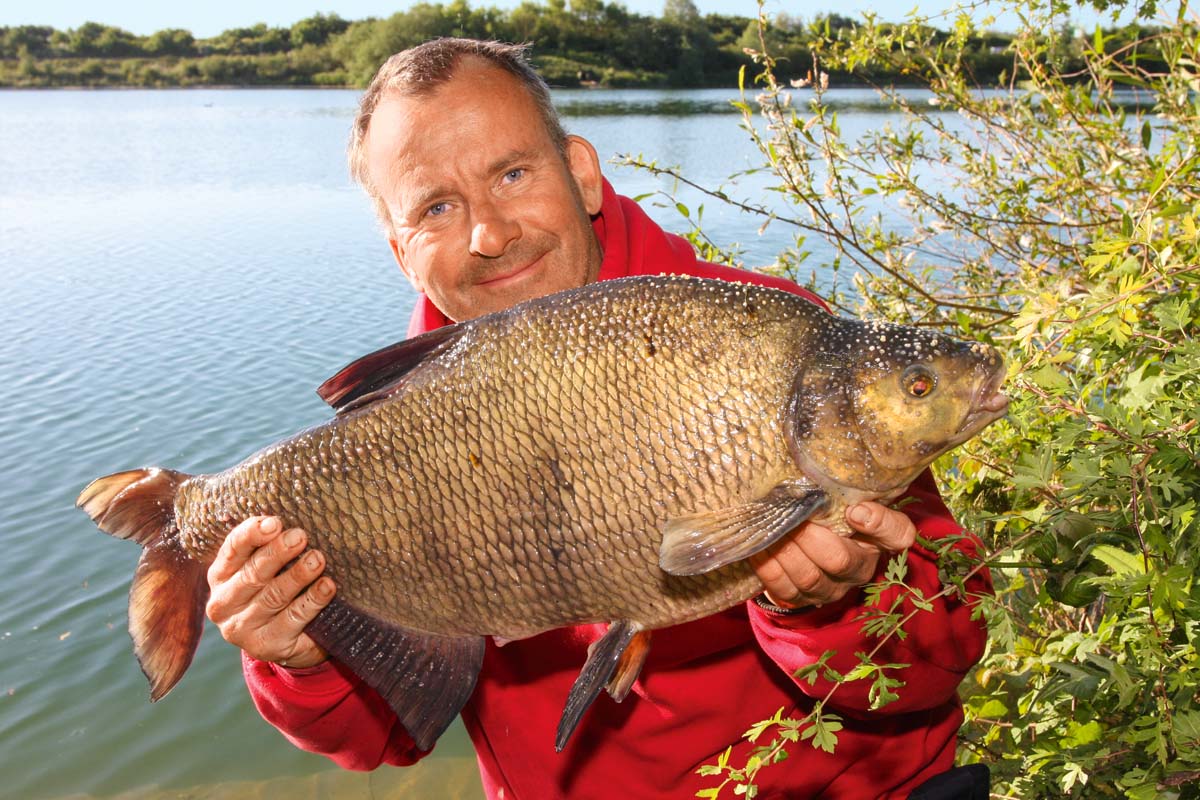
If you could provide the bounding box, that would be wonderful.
[747,471,991,719]
[242,652,428,769]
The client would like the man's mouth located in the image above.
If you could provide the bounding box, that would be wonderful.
[476,254,544,287]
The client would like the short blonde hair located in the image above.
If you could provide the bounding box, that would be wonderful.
[348,38,568,231]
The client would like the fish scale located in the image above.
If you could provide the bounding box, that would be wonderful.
[316,286,758,633]
[78,274,1008,753]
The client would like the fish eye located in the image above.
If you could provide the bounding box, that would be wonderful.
[902,365,937,398]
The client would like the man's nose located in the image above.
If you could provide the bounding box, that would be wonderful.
[468,201,521,257]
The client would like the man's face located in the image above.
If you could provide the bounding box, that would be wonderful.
[366,59,605,322]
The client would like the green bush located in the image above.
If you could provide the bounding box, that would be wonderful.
[0,3,1177,89]
[311,69,350,86]
[630,1,1200,797]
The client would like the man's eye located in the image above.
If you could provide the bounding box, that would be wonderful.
[427,202,448,217]
[503,168,525,183]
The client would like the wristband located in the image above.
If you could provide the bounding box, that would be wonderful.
[752,594,818,615]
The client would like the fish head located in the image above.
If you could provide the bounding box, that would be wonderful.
[789,320,1008,495]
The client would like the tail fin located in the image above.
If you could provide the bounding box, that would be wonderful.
[77,468,208,701]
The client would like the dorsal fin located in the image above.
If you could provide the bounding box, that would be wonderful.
[317,323,465,414]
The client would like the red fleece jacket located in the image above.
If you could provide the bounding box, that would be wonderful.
[243,180,989,799]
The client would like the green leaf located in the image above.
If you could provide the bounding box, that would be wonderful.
[909,594,933,613]
[1170,710,1200,747]
[794,651,837,685]
[869,672,903,710]
[1060,761,1089,793]
[1030,363,1070,392]
[1120,362,1170,413]
[1125,785,1168,800]
[809,713,843,754]
[975,698,1008,718]
[845,663,875,681]
[1061,720,1103,748]
[883,552,909,583]
[1090,545,1147,576]
[744,708,784,742]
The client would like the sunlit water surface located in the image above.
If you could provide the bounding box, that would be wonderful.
[1,86,912,799]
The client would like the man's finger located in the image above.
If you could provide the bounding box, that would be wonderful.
[751,544,802,607]
[752,524,836,608]
[207,526,309,624]
[207,516,283,585]
[846,503,916,553]
[799,527,881,585]
[255,578,336,668]
[236,527,309,590]
[283,576,336,629]
[257,548,327,614]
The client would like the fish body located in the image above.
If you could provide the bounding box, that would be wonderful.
[78,275,1007,751]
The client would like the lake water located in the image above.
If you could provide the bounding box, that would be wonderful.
[0,86,910,799]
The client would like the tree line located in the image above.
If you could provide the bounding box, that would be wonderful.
[0,1,1169,89]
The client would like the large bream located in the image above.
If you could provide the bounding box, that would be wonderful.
[78,275,1008,752]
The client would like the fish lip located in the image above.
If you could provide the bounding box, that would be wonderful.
[957,366,1009,436]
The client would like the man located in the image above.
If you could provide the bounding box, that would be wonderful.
[205,39,989,798]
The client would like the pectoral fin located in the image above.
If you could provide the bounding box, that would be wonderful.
[305,597,485,752]
[659,482,829,576]
[556,620,647,751]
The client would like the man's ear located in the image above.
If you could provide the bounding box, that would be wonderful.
[565,135,604,216]
[388,237,424,293]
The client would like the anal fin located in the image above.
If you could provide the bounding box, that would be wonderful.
[659,482,829,576]
[556,620,647,751]
[305,598,485,752]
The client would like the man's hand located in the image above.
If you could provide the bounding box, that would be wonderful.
[206,516,336,668]
[749,502,916,610]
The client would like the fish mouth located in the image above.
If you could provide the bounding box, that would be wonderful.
[957,365,1009,438]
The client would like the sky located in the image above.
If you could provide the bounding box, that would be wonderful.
[1,0,1184,38]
